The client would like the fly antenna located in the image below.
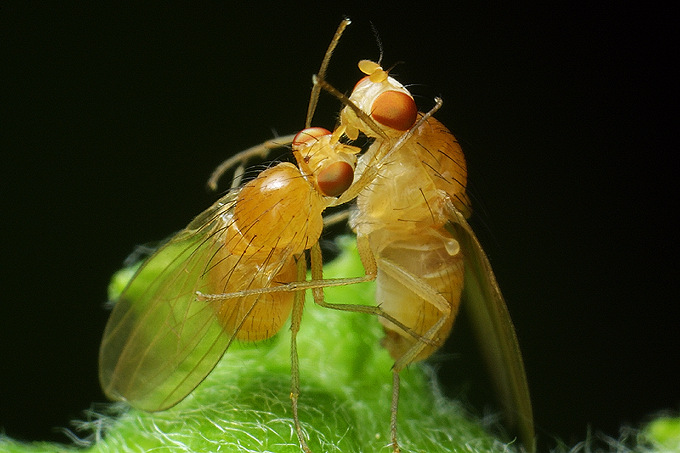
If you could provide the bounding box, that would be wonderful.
[369,21,384,66]
[306,17,351,128]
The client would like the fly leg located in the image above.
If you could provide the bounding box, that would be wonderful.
[209,17,352,193]
[372,248,460,453]
[206,133,297,191]
[377,256,457,370]
[290,255,313,453]
[307,240,436,345]
[390,370,401,453]
[311,235,455,453]
[322,209,350,228]
[305,17,351,128]
[197,241,435,345]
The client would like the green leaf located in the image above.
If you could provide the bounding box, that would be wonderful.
[0,237,516,452]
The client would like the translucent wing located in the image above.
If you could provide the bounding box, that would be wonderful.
[447,216,535,451]
[99,189,296,411]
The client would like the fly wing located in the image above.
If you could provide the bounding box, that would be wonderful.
[99,190,279,411]
[447,215,535,452]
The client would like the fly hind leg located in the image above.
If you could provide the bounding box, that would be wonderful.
[371,240,463,452]
[306,240,437,346]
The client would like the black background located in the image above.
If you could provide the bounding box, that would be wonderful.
[2,2,677,450]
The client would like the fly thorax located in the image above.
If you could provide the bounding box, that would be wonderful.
[355,154,448,233]
[227,162,325,256]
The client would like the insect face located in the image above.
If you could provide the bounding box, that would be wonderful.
[341,60,418,140]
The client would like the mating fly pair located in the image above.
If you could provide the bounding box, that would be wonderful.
[99,18,535,453]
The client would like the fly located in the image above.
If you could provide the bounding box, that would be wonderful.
[309,22,536,453]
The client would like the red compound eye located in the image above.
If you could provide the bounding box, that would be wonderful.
[371,90,417,131]
[317,161,354,197]
[292,127,332,150]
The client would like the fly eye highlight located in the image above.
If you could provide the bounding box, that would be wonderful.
[371,90,418,131]
[317,161,354,197]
